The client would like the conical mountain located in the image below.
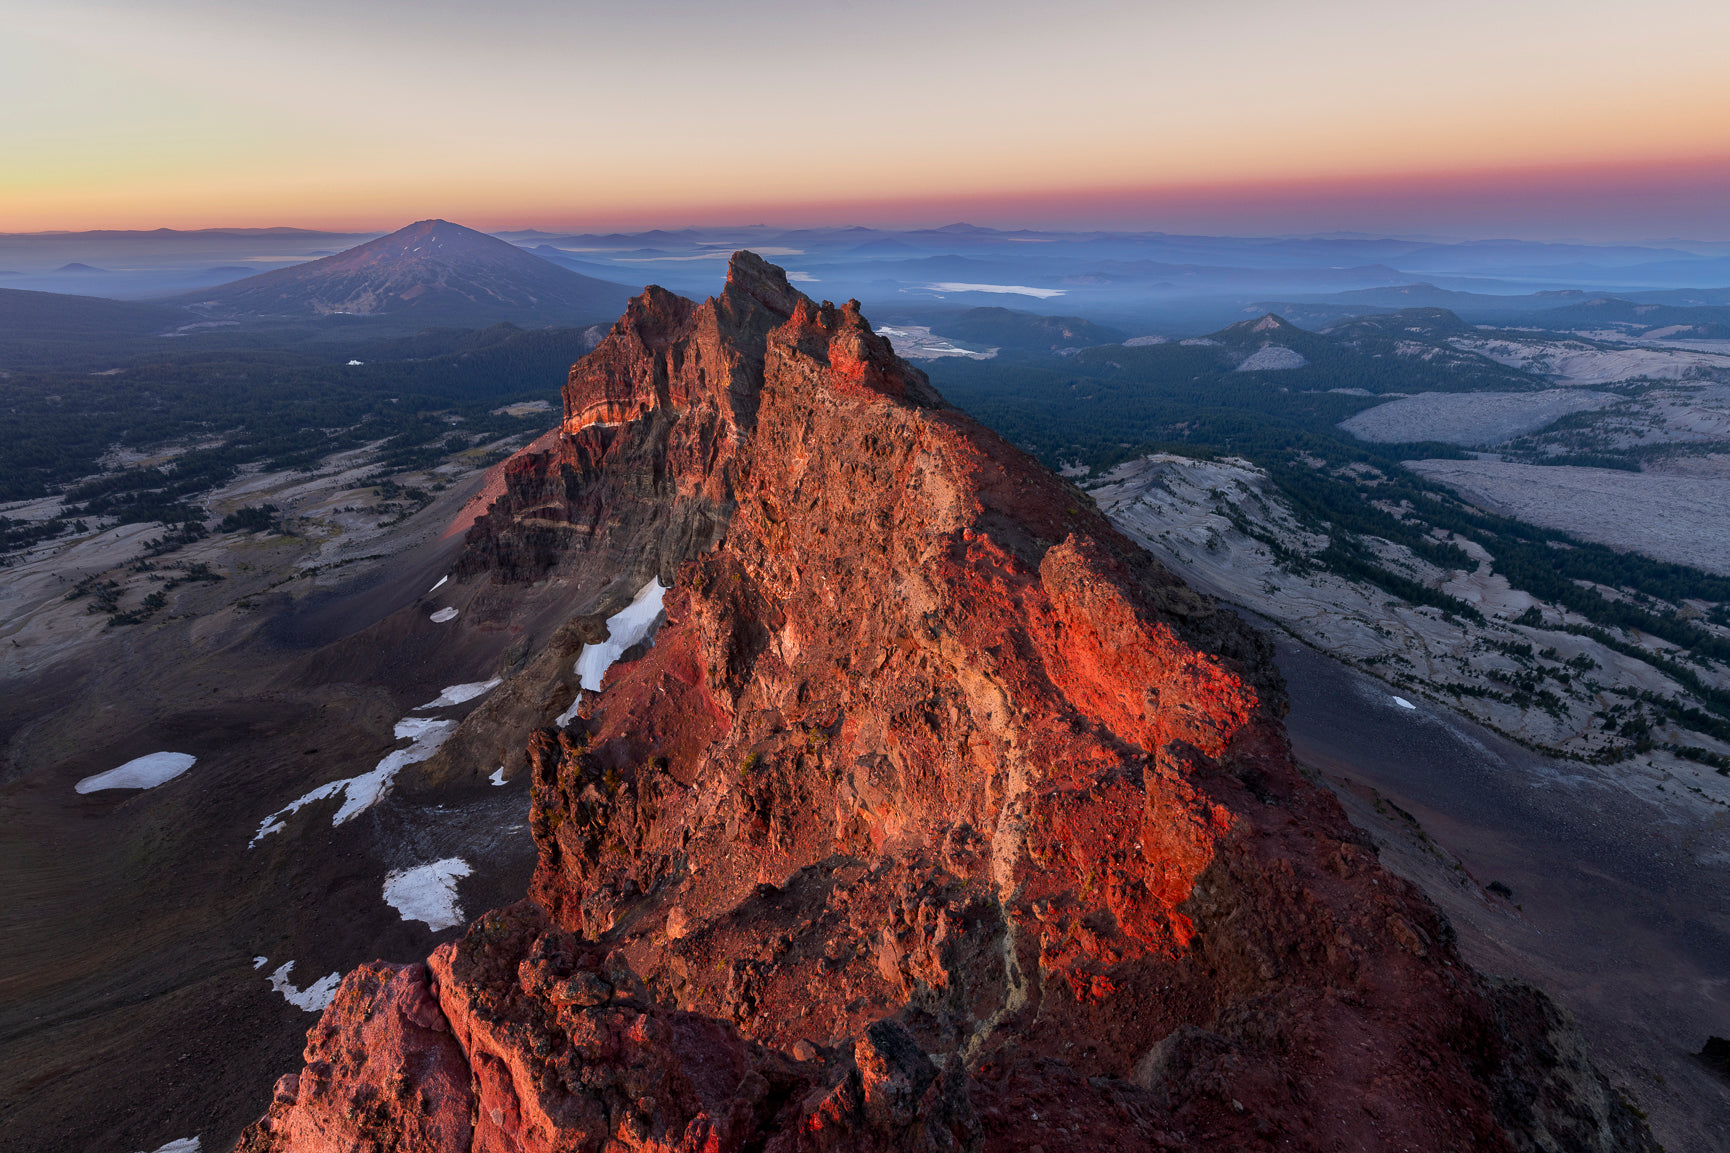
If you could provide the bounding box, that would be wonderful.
[180,219,636,327]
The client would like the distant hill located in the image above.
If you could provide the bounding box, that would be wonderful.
[1066,308,1533,392]
[1321,307,1477,341]
[177,219,637,328]
[928,306,1124,350]
[1517,296,1730,340]
[0,283,180,341]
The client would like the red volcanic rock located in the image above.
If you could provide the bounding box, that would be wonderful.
[236,962,472,1152]
[246,254,1654,1153]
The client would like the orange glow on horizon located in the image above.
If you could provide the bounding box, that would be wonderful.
[4,0,1729,239]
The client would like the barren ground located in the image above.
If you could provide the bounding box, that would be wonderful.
[1093,453,1730,790]
[1405,458,1730,576]
[1271,631,1730,1153]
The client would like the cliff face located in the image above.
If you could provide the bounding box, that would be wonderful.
[241,254,1653,1153]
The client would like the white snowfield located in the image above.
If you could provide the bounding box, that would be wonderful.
[75,752,197,794]
[1235,346,1308,372]
[137,1140,200,1153]
[553,578,671,730]
[1392,696,1417,709]
[554,693,584,728]
[267,961,342,1012]
[382,857,473,930]
[427,574,449,594]
[415,679,502,710]
[249,717,457,846]
[490,766,507,786]
[575,579,667,692]
[429,606,458,623]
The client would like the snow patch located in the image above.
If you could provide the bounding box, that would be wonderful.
[269,961,341,1012]
[490,766,507,786]
[553,692,584,728]
[137,1140,201,1153]
[76,752,197,794]
[575,578,667,691]
[252,955,268,969]
[429,606,458,623]
[347,359,364,366]
[1392,696,1417,709]
[1235,346,1308,372]
[415,678,501,710]
[427,575,448,593]
[382,858,472,930]
[249,718,456,846]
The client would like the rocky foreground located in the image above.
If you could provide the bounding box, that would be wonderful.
[238,254,1653,1152]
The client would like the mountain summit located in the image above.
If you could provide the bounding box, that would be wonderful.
[181,219,635,327]
[240,253,1653,1153]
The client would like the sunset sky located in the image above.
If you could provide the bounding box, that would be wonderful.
[4,0,1729,238]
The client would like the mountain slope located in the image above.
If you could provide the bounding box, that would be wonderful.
[179,219,636,327]
[239,253,1653,1153]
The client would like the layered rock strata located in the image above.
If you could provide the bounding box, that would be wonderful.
[242,253,1653,1153]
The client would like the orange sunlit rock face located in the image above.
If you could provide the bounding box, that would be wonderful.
[241,253,1655,1153]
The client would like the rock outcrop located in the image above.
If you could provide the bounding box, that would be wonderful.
[241,253,1655,1153]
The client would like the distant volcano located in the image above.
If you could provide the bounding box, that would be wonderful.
[178,219,636,327]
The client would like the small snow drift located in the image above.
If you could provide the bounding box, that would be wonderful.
[75,752,197,794]
[489,767,507,786]
[136,1140,200,1153]
[574,578,667,692]
[1392,696,1417,709]
[429,606,458,623]
[427,574,448,593]
[1236,346,1308,372]
[268,961,341,1012]
[250,718,457,846]
[553,692,583,728]
[382,857,473,930]
[414,678,501,710]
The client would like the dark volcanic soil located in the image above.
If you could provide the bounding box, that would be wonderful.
[1270,631,1730,1153]
[0,483,560,1153]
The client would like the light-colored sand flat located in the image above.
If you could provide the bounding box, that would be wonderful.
[1340,389,1620,446]
[1090,453,1730,816]
[1406,458,1730,576]
[1456,336,1730,385]
[873,325,996,360]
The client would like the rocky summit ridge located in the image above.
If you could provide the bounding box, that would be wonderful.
[239,253,1653,1153]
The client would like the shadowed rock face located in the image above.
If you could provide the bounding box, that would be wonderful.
[239,253,1655,1153]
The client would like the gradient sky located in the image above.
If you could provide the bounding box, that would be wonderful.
[4,0,1729,238]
